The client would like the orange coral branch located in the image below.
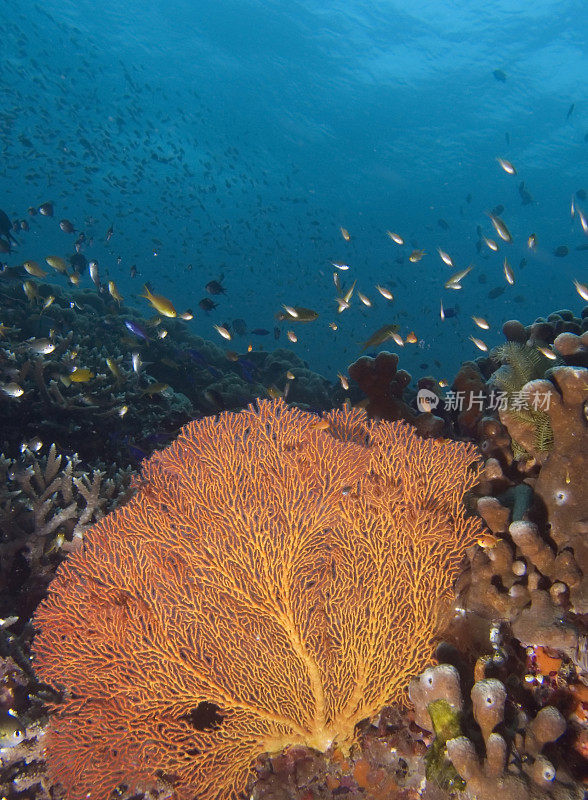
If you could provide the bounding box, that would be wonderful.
[33,398,483,800]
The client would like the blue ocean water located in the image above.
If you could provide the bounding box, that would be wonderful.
[2,0,587,383]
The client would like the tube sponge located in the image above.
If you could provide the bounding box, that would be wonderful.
[524,754,556,789]
[470,678,507,742]
[408,664,463,731]
[445,736,479,782]
[509,520,554,574]
[525,705,566,755]
[484,732,507,778]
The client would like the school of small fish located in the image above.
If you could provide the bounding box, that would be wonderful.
[0,5,586,402]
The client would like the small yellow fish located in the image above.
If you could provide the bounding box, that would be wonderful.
[537,346,557,361]
[329,321,338,331]
[503,257,515,285]
[142,382,170,396]
[140,285,177,317]
[284,306,318,322]
[89,260,100,287]
[386,231,404,245]
[444,266,472,289]
[286,370,295,380]
[527,233,537,249]
[23,260,47,278]
[45,255,68,273]
[391,332,404,347]
[42,295,55,310]
[360,323,400,351]
[469,336,488,352]
[106,358,123,381]
[266,385,283,399]
[573,279,588,301]
[338,372,349,390]
[357,291,372,307]
[23,281,38,303]
[488,213,512,243]
[438,379,448,388]
[409,249,426,263]
[472,316,490,330]
[117,404,129,417]
[69,367,94,383]
[342,280,356,305]
[437,248,453,267]
[108,280,124,304]
[497,157,516,175]
[179,311,194,320]
[405,331,417,344]
[68,270,81,286]
[483,237,499,251]
[579,208,588,234]
[308,417,331,431]
[376,285,393,300]
[477,532,500,549]
[45,532,65,556]
[0,382,24,398]
[340,226,350,241]
[286,330,297,343]
[213,324,232,341]
[27,338,55,355]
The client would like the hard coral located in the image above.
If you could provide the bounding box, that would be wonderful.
[0,444,133,620]
[347,351,413,421]
[33,398,483,800]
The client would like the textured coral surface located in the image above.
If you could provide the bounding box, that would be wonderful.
[33,398,483,800]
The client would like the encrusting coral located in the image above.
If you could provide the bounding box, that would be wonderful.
[32,398,484,800]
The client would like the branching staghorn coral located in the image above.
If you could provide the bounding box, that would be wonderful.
[33,398,484,800]
[0,444,133,617]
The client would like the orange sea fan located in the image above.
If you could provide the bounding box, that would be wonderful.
[33,398,484,800]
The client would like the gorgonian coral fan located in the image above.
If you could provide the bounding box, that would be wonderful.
[33,398,483,800]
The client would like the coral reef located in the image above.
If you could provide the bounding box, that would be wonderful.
[347,351,413,421]
[0,298,585,799]
[32,398,483,800]
[0,443,134,621]
[0,269,337,469]
[249,708,429,800]
[410,661,584,799]
[460,365,588,670]
[526,366,588,614]
[347,351,445,436]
